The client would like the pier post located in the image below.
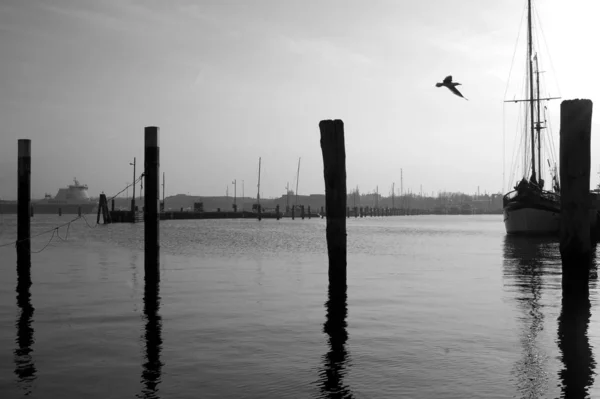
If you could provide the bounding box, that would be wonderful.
[308,205,311,219]
[301,205,305,220]
[319,119,347,283]
[292,205,295,220]
[276,204,280,220]
[17,139,31,257]
[144,127,160,281]
[560,99,593,280]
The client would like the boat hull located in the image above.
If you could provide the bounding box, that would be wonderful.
[504,206,560,235]
[504,207,599,235]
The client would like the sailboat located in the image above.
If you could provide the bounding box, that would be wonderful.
[502,0,562,235]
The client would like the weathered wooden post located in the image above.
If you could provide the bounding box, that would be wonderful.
[58,208,62,216]
[301,205,305,219]
[17,139,31,257]
[308,205,311,219]
[276,204,280,220]
[97,196,102,224]
[560,99,592,280]
[16,140,34,383]
[292,205,295,220]
[319,119,346,283]
[145,126,160,281]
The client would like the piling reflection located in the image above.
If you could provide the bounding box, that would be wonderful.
[139,270,163,399]
[558,251,596,397]
[317,281,353,398]
[14,252,36,394]
[503,235,556,397]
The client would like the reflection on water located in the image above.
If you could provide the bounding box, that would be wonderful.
[14,252,36,395]
[317,281,353,398]
[503,235,596,398]
[139,268,163,399]
[558,252,596,397]
[503,235,555,397]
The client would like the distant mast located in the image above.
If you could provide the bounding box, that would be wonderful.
[295,157,301,206]
[257,157,261,208]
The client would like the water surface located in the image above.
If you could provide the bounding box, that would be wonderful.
[0,214,597,398]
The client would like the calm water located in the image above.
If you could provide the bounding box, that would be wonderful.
[0,214,598,398]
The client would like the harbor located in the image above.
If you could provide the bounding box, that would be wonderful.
[3,0,600,397]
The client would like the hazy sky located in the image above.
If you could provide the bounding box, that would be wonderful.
[1,0,599,200]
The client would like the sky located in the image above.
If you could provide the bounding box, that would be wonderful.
[1,0,600,200]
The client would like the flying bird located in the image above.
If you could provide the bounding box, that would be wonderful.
[436,75,468,100]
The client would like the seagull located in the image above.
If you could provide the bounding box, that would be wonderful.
[436,75,468,100]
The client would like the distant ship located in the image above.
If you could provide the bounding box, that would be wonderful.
[33,178,96,214]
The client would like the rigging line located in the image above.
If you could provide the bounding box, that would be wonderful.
[0,212,101,249]
[55,221,71,242]
[0,215,83,248]
[504,2,527,101]
[107,175,144,202]
[508,60,529,187]
[80,214,99,229]
[30,230,57,254]
[533,4,562,97]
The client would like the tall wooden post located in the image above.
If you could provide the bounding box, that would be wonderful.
[319,119,347,283]
[17,140,31,257]
[145,127,160,281]
[308,205,311,219]
[560,99,592,280]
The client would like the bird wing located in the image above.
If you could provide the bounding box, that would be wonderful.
[443,75,453,84]
[448,85,468,100]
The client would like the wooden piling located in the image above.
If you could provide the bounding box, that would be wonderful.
[319,119,347,283]
[292,205,295,220]
[560,99,593,278]
[276,204,280,220]
[58,208,62,216]
[17,139,31,256]
[145,127,160,281]
[308,205,311,219]
[301,205,305,220]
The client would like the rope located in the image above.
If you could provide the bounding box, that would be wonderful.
[0,177,143,253]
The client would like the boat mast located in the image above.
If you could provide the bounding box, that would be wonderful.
[257,157,261,208]
[527,0,536,183]
[295,157,301,206]
[535,55,542,185]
